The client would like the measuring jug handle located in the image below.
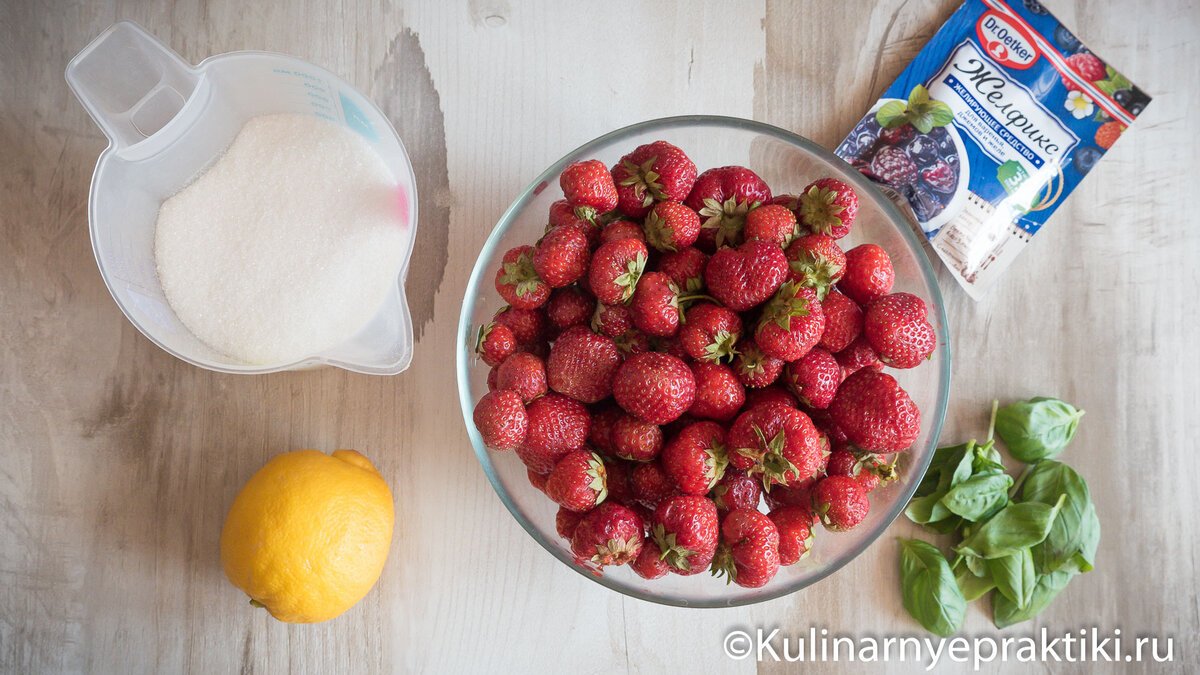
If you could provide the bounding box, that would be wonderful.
[65,21,198,150]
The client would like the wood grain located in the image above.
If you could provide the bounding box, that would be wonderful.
[1,0,1197,672]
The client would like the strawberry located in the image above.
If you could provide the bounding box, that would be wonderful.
[826,446,896,492]
[679,302,742,363]
[744,204,799,247]
[548,199,602,249]
[686,166,773,250]
[783,347,841,409]
[556,505,583,540]
[631,539,670,580]
[658,247,708,294]
[589,238,648,305]
[546,286,594,333]
[495,351,547,403]
[807,407,849,446]
[472,390,528,450]
[743,385,798,412]
[797,177,858,239]
[643,201,701,252]
[592,302,633,338]
[630,460,677,509]
[687,361,745,423]
[475,321,516,367]
[546,325,621,403]
[528,468,549,493]
[827,369,920,453]
[487,364,500,392]
[603,456,635,506]
[495,245,550,309]
[727,402,826,489]
[492,306,548,344]
[651,333,690,361]
[709,468,762,513]
[711,508,780,588]
[838,244,894,306]
[661,420,728,495]
[769,505,815,566]
[532,225,590,288]
[599,219,647,246]
[756,282,826,361]
[588,405,622,453]
[811,475,869,532]
[731,336,784,388]
[614,329,651,357]
[610,412,665,462]
[1061,52,1106,91]
[763,483,818,517]
[516,393,590,473]
[513,340,550,360]
[630,271,682,337]
[613,352,696,425]
[834,335,881,377]
[650,495,720,575]
[611,141,699,218]
[560,159,618,213]
[704,240,789,311]
[818,290,863,353]
[1095,121,1124,150]
[864,292,936,368]
[546,450,609,512]
[785,234,845,300]
[570,502,645,567]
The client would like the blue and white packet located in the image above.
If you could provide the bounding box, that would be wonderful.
[835,0,1149,299]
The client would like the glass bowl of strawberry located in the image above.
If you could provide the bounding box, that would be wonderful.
[457,116,950,607]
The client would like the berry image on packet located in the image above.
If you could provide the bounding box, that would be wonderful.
[835,0,1150,299]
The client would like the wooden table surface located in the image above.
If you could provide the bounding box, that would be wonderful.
[2,0,1197,672]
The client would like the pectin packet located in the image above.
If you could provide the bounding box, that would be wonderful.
[835,0,1149,299]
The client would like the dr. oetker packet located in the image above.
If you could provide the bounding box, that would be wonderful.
[835,0,1150,299]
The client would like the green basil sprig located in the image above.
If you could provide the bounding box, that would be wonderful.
[899,539,966,637]
[995,397,1084,462]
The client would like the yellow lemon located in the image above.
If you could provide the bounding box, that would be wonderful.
[220,449,394,623]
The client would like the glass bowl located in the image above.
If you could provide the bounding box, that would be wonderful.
[456,116,950,608]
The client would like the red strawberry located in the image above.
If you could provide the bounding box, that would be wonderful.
[727,402,826,488]
[797,177,858,239]
[630,460,677,509]
[589,238,648,305]
[493,306,547,344]
[630,271,682,337]
[743,385,798,412]
[686,166,773,250]
[614,329,651,357]
[589,405,622,453]
[570,501,645,567]
[1095,121,1124,150]
[643,201,701,252]
[834,335,881,377]
[532,225,590,288]
[528,469,549,493]
[599,219,647,246]
[811,475,869,532]
[613,352,696,425]
[651,333,691,361]
[603,456,635,505]
[631,539,670,580]
[495,245,550,309]
[744,204,799,247]
[560,159,618,212]
[546,325,621,403]
[704,240,789,311]
[487,364,500,391]
[818,290,863,353]
[472,390,528,450]
[756,282,826,361]
[687,361,745,423]
[1062,52,1106,91]
[546,286,594,333]
[731,336,784,388]
[548,199,602,248]
[475,321,516,367]
[610,412,665,462]
[783,347,841,409]
[710,468,763,513]
[556,505,583,540]
[807,407,849,446]
[516,393,590,473]
[612,141,699,218]
[769,506,815,566]
[661,421,728,495]
[864,292,936,368]
[763,483,818,518]
[785,234,845,300]
[827,369,920,453]
[546,450,608,512]
[826,446,896,492]
[711,508,780,588]
[680,302,742,363]
[592,302,633,338]
[650,495,720,575]
[658,247,708,294]
[513,340,550,360]
[495,351,547,403]
[839,244,894,306]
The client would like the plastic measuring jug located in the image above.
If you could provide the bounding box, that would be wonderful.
[65,21,418,375]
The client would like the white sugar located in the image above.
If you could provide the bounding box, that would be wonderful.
[154,113,406,365]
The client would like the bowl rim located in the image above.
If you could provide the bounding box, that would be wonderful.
[456,114,951,608]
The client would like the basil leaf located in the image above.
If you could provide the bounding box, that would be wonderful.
[941,472,1014,522]
[995,397,1084,462]
[963,552,988,578]
[905,492,947,524]
[988,548,1036,610]
[955,495,1065,559]
[1022,461,1101,574]
[875,100,909,129]
[923,515,965,535]
[944,442,977,490]
[914,442,968,497]
[900,539,966,637]
[992,570,1074,628]
[955,564,996,602]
